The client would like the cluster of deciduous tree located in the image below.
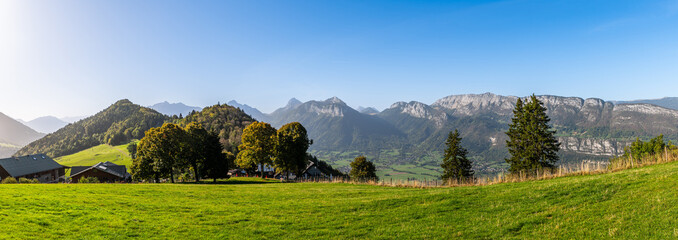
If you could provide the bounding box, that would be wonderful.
[131,122,229,183]
[349,156,378,182]
[235,121,312,179]
[15,100,169,158]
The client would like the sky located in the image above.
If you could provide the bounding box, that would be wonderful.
[1,0,677,120]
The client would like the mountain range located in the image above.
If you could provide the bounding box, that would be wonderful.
[5,93,678,179]
[148,101,202,117]
[0,113,45,158]
[19,116,69,134]
[230,93,678,178]
[613,97,678,111]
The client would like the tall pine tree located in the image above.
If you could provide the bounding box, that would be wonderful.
[440,129,474,183]
[505,95,560,175]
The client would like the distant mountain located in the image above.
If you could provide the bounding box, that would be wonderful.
[0,113,45,158]
[357,106,380,115]
[613,97,678,111]
[227,100,270,122]
[15,99,169,158]
[60,116,88,123]
[149,101,202,117]
[20,116,69,133]
[269,97,404,151]
[261,93,678,178]
[270,98,303,118]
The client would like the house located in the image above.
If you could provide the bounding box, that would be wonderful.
[302,161,326,177]
[301,161,331,178]
[0,154,67,183]
[273,161,339,180]
[70,161,131,183]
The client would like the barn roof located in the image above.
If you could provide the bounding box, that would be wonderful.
[71,161,130,179]
[0,154,64,177]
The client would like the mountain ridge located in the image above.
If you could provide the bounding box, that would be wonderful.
[0,112,45,157]
[19,116,69,134]
[15,99,169,158]
[149,101,202,117]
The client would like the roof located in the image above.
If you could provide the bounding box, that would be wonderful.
[0,154,64,177]
[71,161,130,179]
[69,166,90,177]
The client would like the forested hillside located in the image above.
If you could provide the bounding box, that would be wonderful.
[14,100,168,158]
[178,103,255,153]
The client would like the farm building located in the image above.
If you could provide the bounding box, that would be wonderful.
[272,161,337,180]
[0,154,67,183]
[302,161,327,177]
[70,161,131,183]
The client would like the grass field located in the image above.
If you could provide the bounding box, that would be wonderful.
[55,142,135,168]
[3,161,678,239]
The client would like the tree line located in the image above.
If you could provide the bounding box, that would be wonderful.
[130,122,228,183]
[130,120,319,182]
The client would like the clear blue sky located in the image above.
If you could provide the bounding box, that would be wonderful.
[1,0,677,120]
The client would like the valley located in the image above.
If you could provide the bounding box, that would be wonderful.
[5,93,678,180]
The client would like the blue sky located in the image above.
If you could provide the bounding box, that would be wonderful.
[1,0,677,120]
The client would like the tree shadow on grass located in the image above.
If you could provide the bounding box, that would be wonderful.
[176,177,281,185]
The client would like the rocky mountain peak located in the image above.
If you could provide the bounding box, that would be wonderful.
[274,98,303,113]
[357,106,380,115]
[287,98,302,106]
[389,101,448,127]
[432,93,518,116]
[325,96,345,105]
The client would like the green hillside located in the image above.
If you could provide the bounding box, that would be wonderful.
[3,162,678,238]
[15,99,168,158]
[55,142,135,168]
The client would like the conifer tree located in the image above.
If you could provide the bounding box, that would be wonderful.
[505,95,560,175]
[440,129,473,183]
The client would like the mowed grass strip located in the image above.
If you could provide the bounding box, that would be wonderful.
[2,163,678,239]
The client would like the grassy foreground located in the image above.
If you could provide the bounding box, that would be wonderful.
[2,163,678,239]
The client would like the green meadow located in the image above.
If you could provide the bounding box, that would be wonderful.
[55,143,135,167]
[3,161,678,239]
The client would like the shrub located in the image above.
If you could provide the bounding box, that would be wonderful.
[78,177,100,183]
[17,177,32,184]
[1,177,17,184]
[31,179,40,183]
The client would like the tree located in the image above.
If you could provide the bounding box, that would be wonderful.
[274,122,312,179]
[622,134,673,162]
[505,94,561,175]
[236,122,277,178]
[127,142,137,159]
[131,141,157,182]
[440,129,473,183]
[203,136,231,182]
[349,156,378,182]
[184,122,210,182]
[133,123,186,183]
